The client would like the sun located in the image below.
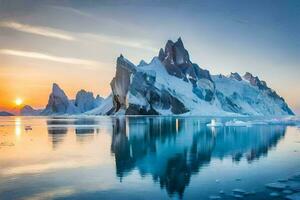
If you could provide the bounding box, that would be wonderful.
[15,98,23,106]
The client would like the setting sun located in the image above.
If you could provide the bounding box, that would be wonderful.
[15,98,23,106]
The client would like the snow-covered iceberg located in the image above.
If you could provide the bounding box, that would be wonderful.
[96,38,294,116]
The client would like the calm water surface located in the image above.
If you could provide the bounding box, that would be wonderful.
[0,116,299,200]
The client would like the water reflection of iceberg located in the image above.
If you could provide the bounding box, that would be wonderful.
[47,119,68,149]
[111,117,286,198]
[74,118,95,136]
[46,118,99,148]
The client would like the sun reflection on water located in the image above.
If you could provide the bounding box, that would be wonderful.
[15,117,21,137]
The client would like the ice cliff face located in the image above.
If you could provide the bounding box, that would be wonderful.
[110,55,136,114]
[104,38,294,116]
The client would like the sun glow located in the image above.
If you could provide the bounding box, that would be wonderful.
[15,98,23,106]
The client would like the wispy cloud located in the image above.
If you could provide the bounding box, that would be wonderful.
[0,49,100,68]
[46,5,97,21]
[81,33,157,52]
[0,20,157,52]
[0,21,75,41]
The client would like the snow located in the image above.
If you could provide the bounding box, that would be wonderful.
[212,75,293,116]
[225,119,252,127]
[85,94,113,115]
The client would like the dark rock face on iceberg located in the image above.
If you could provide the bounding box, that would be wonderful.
[159,38,212,82]
[158,38,215,102]
[229,72,242,81]
[243,72,266,89]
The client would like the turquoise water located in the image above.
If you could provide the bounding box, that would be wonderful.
[0,116,299,199]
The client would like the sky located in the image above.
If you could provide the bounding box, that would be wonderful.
[0,0,299,114]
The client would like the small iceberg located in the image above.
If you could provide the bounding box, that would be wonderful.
[265,116,300,126]
[286,192,300,200]
[230,194,243,199]
[265,182,287,190]
[283,190,293,194]
[225,119,252,127]
[25,125,32,131]
[269,192,280,197]
[232,189,246,194]
[207,119,223,127]
[209,195,221,199]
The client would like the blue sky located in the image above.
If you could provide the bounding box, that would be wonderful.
[0,0,299,113]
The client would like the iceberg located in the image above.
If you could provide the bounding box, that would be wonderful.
[225,119,252,127]
[207,119,223,127]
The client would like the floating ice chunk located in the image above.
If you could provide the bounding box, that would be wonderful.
[290,172,300,181]
[286,192,300,200]
[283,190,293,194]
[230,194,243,199]
[265,116,300,126]
[232,189,246,194]
[265,182,287,190]
[286,181,300,192]
[207,119,223,127]
[270,192,280,197]
[209,195,221,199]
[245,191,256,196]
[225,119,252,127]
